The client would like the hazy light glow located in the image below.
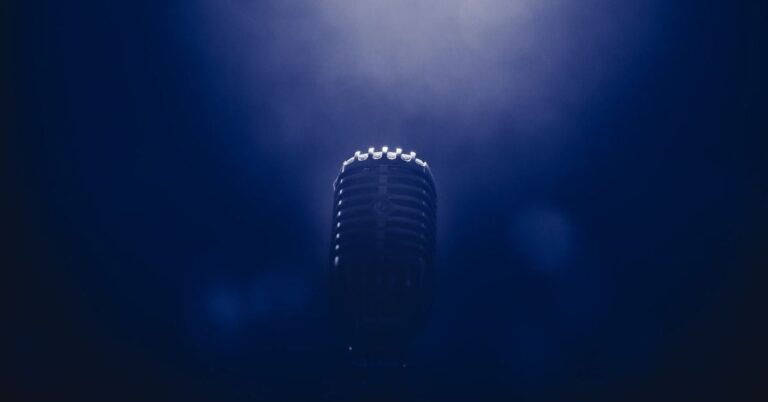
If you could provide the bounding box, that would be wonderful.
[202,0,656,144]
[313,0,537,112]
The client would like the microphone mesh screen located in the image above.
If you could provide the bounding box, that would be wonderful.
[330,148,436,350]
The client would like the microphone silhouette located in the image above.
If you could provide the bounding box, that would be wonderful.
[330,147,436,371]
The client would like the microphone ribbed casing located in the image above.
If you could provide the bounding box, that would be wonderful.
[330,147,436,355]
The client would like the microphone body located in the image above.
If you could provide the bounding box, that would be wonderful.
[330,147,436,363]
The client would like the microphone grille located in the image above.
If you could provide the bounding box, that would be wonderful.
[330,147,437,346]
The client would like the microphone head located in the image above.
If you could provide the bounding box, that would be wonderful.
[330,147,436,358]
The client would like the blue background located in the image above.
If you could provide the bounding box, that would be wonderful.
[3,1,767,400]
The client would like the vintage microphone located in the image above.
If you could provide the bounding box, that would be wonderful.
[329,146,436,389]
